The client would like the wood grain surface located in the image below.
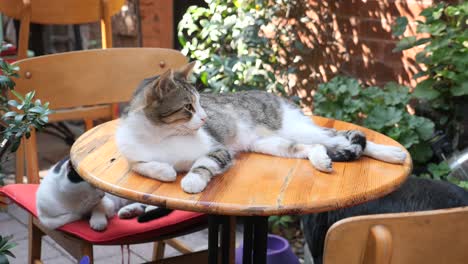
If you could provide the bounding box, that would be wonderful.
[70,117,412,216]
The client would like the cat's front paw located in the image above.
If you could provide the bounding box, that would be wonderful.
[133,162,177,182]
[89,215,108,231]
[156,165,177,182]
[181,173,208,193]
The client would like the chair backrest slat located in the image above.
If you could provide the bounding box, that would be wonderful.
[323,206,468,264]
[12,48,188,110]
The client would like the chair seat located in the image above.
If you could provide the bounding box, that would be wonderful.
[0,184,207,244]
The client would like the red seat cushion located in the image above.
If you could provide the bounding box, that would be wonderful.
[0,184,207,244]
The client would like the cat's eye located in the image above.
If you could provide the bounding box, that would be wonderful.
[185,104,194,112]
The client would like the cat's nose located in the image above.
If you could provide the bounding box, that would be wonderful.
[200,116,207,123]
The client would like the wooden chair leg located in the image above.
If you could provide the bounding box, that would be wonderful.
[29,216,44,264]
[153,241,166,261]
[80,242,94,264]
[84,118,94,131]
[15,138,25,183]
[165,239,192,254]
[0,197,8,210]
[25,129,40,184]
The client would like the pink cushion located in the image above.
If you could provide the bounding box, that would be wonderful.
[0,184,207,244]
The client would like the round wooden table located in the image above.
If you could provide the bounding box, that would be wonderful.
[70,116,412,264]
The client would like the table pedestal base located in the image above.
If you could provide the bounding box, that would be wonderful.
[208,215,269,264]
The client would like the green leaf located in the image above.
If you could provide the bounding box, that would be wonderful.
[392,17,408,37]
[10,90,24,101]
[14,114,24,122]
[393,36,417,52]
[27,106,44,114]
[410,143,433,163]
[414,37,431,46]
[9,141,21,153]
[0,254,10,264]
[0,75,15,89]
[428,162,451,179]
[7,100,19,108]
[383,83,410,106]
[414,117,435,141]
[3,250,15,258]
[445,6,460,17]
[387,126,402,140]
[24,91,35,103]
[417,22,446,35]
[413,70,428,79]
[451,81,468,96]
[399,130,420,148]
[2,112,17,119]
[413,79,439,100]
[199,71,209,85]
[364,107,403,130]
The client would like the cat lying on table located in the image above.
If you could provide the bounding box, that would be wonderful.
[36,157,171,231]
[116,62,407,194]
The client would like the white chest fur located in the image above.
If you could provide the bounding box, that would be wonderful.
[147,131,213,170]
[116,114,214,171]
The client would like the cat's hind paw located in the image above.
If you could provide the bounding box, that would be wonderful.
[308,145,333,173]
[145,205,159,213]
[102,196,116,218]
[364,143,407,164]
[311,156,333,173]
[181,172,208,193]
[118,203,145,219]
[378,146,407,164]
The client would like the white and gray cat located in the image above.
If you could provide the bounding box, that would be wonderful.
[36,157,171,231]
[116,62,407,194]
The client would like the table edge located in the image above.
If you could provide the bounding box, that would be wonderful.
[71,116,413,216]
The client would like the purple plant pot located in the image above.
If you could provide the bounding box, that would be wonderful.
[79,256,90,264]
[235,234,300,264]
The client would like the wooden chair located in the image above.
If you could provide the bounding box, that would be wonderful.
[0,48,207,263]
[323,206,468,264]
[0,0,124,184]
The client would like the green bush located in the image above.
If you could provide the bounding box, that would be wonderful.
[0,59,51,173]
[0,235,16,264]
[392,2,468,149]
[178,0,306,96]
[314,76,435,163]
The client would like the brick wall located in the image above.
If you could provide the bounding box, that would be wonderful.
[302,0,454,88]
[283,0,457,107]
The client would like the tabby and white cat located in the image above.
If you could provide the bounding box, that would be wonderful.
[116,62,406,194]
[36,157,170,231]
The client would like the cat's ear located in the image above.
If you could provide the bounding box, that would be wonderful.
[156,69,174,97]
[179,61,197,80]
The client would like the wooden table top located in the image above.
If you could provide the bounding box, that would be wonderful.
[70,116,412,216]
